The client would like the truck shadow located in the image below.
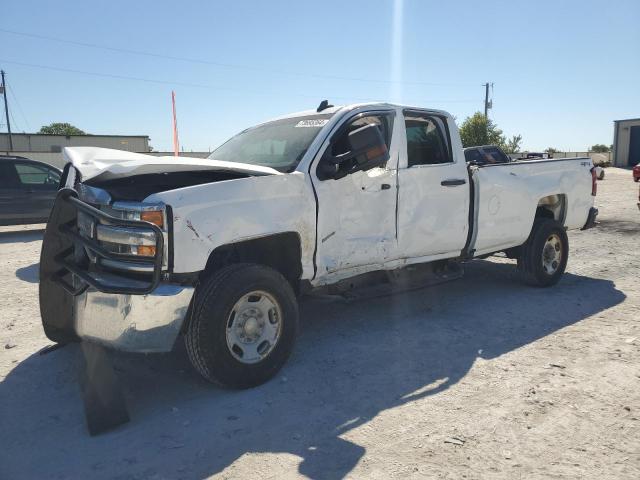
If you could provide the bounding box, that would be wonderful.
[0,228,45,244]
[596,218,640,236]
[0,260,626,479]
[15,262,40,283]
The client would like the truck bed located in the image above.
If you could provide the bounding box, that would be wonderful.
[469,157,594,257]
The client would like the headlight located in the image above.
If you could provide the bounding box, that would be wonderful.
[98,202,167,260]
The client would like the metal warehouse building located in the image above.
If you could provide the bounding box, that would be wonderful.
[613,118,640,167]
[0,133,150,168]
[0,132,149,152]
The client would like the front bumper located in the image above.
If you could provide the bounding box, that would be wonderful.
[39,186,194,352]
[75,282,194,353]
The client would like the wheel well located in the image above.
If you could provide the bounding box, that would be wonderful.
[536,194,566,224]
[505,195,566,259]
[202,232,303,291]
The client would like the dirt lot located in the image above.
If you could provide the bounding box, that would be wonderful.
[1,167,638,479]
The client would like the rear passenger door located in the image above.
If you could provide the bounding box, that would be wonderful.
[397,111,469,258]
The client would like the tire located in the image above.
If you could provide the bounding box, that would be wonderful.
[517,218,569,287]
[185,263,299,389]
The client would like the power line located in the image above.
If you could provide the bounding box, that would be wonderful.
[7,84,31,132]
[0,28,476,88]
[0,59,479,105]
[7,99,20,132]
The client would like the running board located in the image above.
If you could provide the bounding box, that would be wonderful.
[312,260,464,301]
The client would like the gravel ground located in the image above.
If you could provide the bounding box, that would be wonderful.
[0,167,638,480]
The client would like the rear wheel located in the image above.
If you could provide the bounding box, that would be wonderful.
[185,263,299,388]
[517,219,568,287]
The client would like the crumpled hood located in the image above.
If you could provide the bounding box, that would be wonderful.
[64,147,281,182]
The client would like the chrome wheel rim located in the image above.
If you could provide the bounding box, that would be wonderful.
[225,290,282,364]
[542,233,563,275]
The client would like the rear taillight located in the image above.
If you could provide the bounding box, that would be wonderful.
[591,167,597,196]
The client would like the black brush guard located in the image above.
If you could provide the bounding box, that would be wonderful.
[39,188,164,343]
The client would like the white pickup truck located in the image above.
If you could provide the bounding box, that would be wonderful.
[39,102,598,389]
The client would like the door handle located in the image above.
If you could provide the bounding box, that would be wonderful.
[441,179,466,187]
[381,183,391,190]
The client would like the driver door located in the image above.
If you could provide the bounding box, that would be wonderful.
[312,111,399,277]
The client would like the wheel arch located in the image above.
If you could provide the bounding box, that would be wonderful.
[536,194,567,225]
[202,232,303,291]
[505,195,567,259]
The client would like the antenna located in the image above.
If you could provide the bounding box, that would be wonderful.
[317,99,333,112]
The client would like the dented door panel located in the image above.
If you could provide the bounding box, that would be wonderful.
[311,108,401,276]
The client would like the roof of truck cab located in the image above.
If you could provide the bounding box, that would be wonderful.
[264,102,452,124]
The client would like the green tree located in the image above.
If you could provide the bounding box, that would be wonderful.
[590,144,610,153]
[38,123,86,135]
[504,134,523,153]
[545,147,559,154]
[458,112,522,152]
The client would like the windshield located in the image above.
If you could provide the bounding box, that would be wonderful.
[208,114,334,172]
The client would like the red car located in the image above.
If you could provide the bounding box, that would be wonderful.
[633,163,640,182]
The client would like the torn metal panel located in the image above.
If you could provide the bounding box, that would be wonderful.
[64,146,281,182]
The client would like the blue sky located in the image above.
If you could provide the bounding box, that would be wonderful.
[1,0,638,152]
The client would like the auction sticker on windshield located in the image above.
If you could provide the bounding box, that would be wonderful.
[295,119,329,128]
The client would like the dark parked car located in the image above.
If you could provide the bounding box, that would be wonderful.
[0,156,62,226]
[463,145,512,165]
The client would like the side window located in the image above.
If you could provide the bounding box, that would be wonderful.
[404,115,451,166]
[15,163,60,187]
[464,148,483,164]
[0,162,21,187]
[331,114,393,157]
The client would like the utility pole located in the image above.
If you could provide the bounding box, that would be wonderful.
[483,82,491,118]
[1,70,13,151]
[483,82,494,143]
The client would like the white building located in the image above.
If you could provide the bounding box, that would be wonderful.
[613,118,640,167]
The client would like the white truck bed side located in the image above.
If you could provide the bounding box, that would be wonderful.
[471,157,593,256]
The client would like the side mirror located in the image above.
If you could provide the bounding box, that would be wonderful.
[318,124,390,180]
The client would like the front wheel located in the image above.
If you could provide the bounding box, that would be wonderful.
[517,219,569,287]
[185,263,299,389]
